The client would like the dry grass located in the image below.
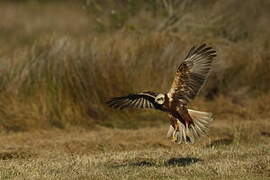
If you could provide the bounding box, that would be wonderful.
[0,1,270,179]
[0,0,270,131]
[0,118,269,179]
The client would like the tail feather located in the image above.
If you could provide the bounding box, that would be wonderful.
[188,109,213,140]
[167,109,213,144]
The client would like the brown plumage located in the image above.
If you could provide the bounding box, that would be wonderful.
[106,44,216,144]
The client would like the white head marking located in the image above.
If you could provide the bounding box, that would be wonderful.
[155,94,165,105]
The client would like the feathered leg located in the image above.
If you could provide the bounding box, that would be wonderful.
[167,109,213,144]
[167,114,190,144]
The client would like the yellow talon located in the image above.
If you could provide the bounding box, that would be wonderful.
[172,131,177,142]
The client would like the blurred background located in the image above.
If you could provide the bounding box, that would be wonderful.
[0,0,269,132]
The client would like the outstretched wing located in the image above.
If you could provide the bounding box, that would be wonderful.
[167,44,216,104]
[106,91,162,110]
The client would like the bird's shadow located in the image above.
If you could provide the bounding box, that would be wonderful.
[165,157,202,167]
[110,157,202,168]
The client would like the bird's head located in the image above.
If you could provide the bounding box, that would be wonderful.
[155,94,165,105]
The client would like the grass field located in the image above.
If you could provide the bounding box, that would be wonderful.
[0,118,269,179]
[0,0,270,179]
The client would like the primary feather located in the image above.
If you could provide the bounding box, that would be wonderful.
[106,92,162,110]
[167,44,216,104]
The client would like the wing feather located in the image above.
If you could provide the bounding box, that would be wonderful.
[134,99,141,108]
[106,92,162,110]
[138,98,143,108]
[168,44,216,104]
[141,98,146,108]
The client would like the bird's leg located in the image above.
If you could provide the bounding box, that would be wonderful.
[172,120,180,142]
[169,114,181,142]
[169,115,177,142]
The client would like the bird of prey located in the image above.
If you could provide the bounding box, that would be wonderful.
[106,44,216,144]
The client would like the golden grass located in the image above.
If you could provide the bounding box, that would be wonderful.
[0,1,270,178]
[0,1,269,131]
[1,33,270,130]
[0,118,269,179]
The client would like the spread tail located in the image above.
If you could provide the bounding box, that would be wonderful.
[188,109,213,140]
[167,109,213,144]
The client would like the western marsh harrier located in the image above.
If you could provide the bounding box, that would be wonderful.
[106,44,216,144]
